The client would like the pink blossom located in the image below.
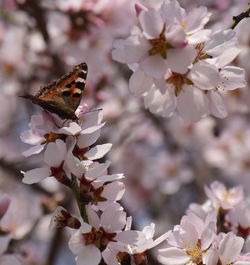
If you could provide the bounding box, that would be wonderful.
[205,181,244,210]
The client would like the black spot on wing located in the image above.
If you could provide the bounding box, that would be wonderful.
[75,81,85,90]
[73,93,81,98]
[62,90,71,97]
[66,81,75,88]
[78,72,87,79]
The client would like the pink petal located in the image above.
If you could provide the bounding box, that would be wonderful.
[102,181,125,201]
[22,145,44,157]
[219,233,244,264]
[219,66,246,90]
[78,130,101,149]
[206,90,227,119]
[140,55,167,78]
[85,144,112,160]
[76,246,101,265]
[158,247,190,264]
[129,70,153,96]
[116,230,146,246]
[22,168,50,184]
[189,61,220,90]
[101,206,126,232]
[139,9,163,38]
[177,86,208,123]
[167,46,196,74]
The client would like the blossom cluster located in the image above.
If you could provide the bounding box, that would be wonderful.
[112,0,246,122]
[158,181,250,265]
[20,106,170,265]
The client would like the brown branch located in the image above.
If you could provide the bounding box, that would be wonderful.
[230,4,250,29]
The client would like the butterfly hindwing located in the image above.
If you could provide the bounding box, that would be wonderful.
[22,62,88,120]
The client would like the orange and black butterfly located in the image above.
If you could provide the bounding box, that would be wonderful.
[22,62,88,120]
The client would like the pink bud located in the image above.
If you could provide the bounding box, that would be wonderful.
[135,3,147,17]
[0,195,11,218]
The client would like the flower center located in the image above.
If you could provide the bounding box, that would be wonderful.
[148,24,172,59]
[166,72,193,96]
[185,243,203,264]
[41,132,65,145]
[83,227,116,250]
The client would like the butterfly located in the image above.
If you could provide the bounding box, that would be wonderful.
[22,62,88,120]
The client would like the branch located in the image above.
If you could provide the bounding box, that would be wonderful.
[230,4,250,29]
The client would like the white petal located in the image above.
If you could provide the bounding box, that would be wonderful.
[203,248,219,265]
[143,86,176,117]
[219,233,244,264]
[22,168,50,184]
[158,247,190,264]
[101,206,126,232]
[86,206,100,229]
[166,25,186,48]
[205,29,237,56]
[56,122,82,135]
[116,230,146,246]
[206,90,227,119]
[177,86,208,123]
[94,173,124,183]
[85,144,112,160]
[189,61,220,90]
[44,140,66,167]
[69,227,89,254]
[150,230,172,249]
[22,145,44,157]
[201,223,215,250]
[76,246,101,265]
[219,66,246,90]
[140,55,167,79]
[160,0,185,24]
[185,6,211,34]
[80,110,102,130]
[139,9,163,38]
[77,130,101,149]
[102,181,125,201]
[20,130,42,145]
[112,34,150,64]
[129,69,153,96]
[85,161,111,181]
[167,46,196,74]
[81,123,104,134]
[188,29,211,44]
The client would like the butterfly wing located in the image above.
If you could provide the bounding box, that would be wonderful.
[22,62,88,120]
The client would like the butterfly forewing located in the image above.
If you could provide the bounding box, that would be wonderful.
[22,62,88,120]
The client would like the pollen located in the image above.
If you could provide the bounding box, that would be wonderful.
[185,243,203,264]
[181,22,187,30]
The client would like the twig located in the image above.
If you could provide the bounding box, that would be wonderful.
[230,4,250,29]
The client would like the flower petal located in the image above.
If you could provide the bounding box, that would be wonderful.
[22,168,51,184]
[139,9,163,38]
[158,247,190,264]
[85,144,112,160]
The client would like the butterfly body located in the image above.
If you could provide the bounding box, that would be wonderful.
[22,62,88,120]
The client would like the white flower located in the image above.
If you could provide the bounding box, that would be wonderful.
[205,181,244,210]
[203,232,245,265]
[22,139,68,184]
[69,205,145,265]
[112,0,211,78]
[158,212,216,265]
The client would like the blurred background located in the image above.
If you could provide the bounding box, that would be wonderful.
[0,0,249,264]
